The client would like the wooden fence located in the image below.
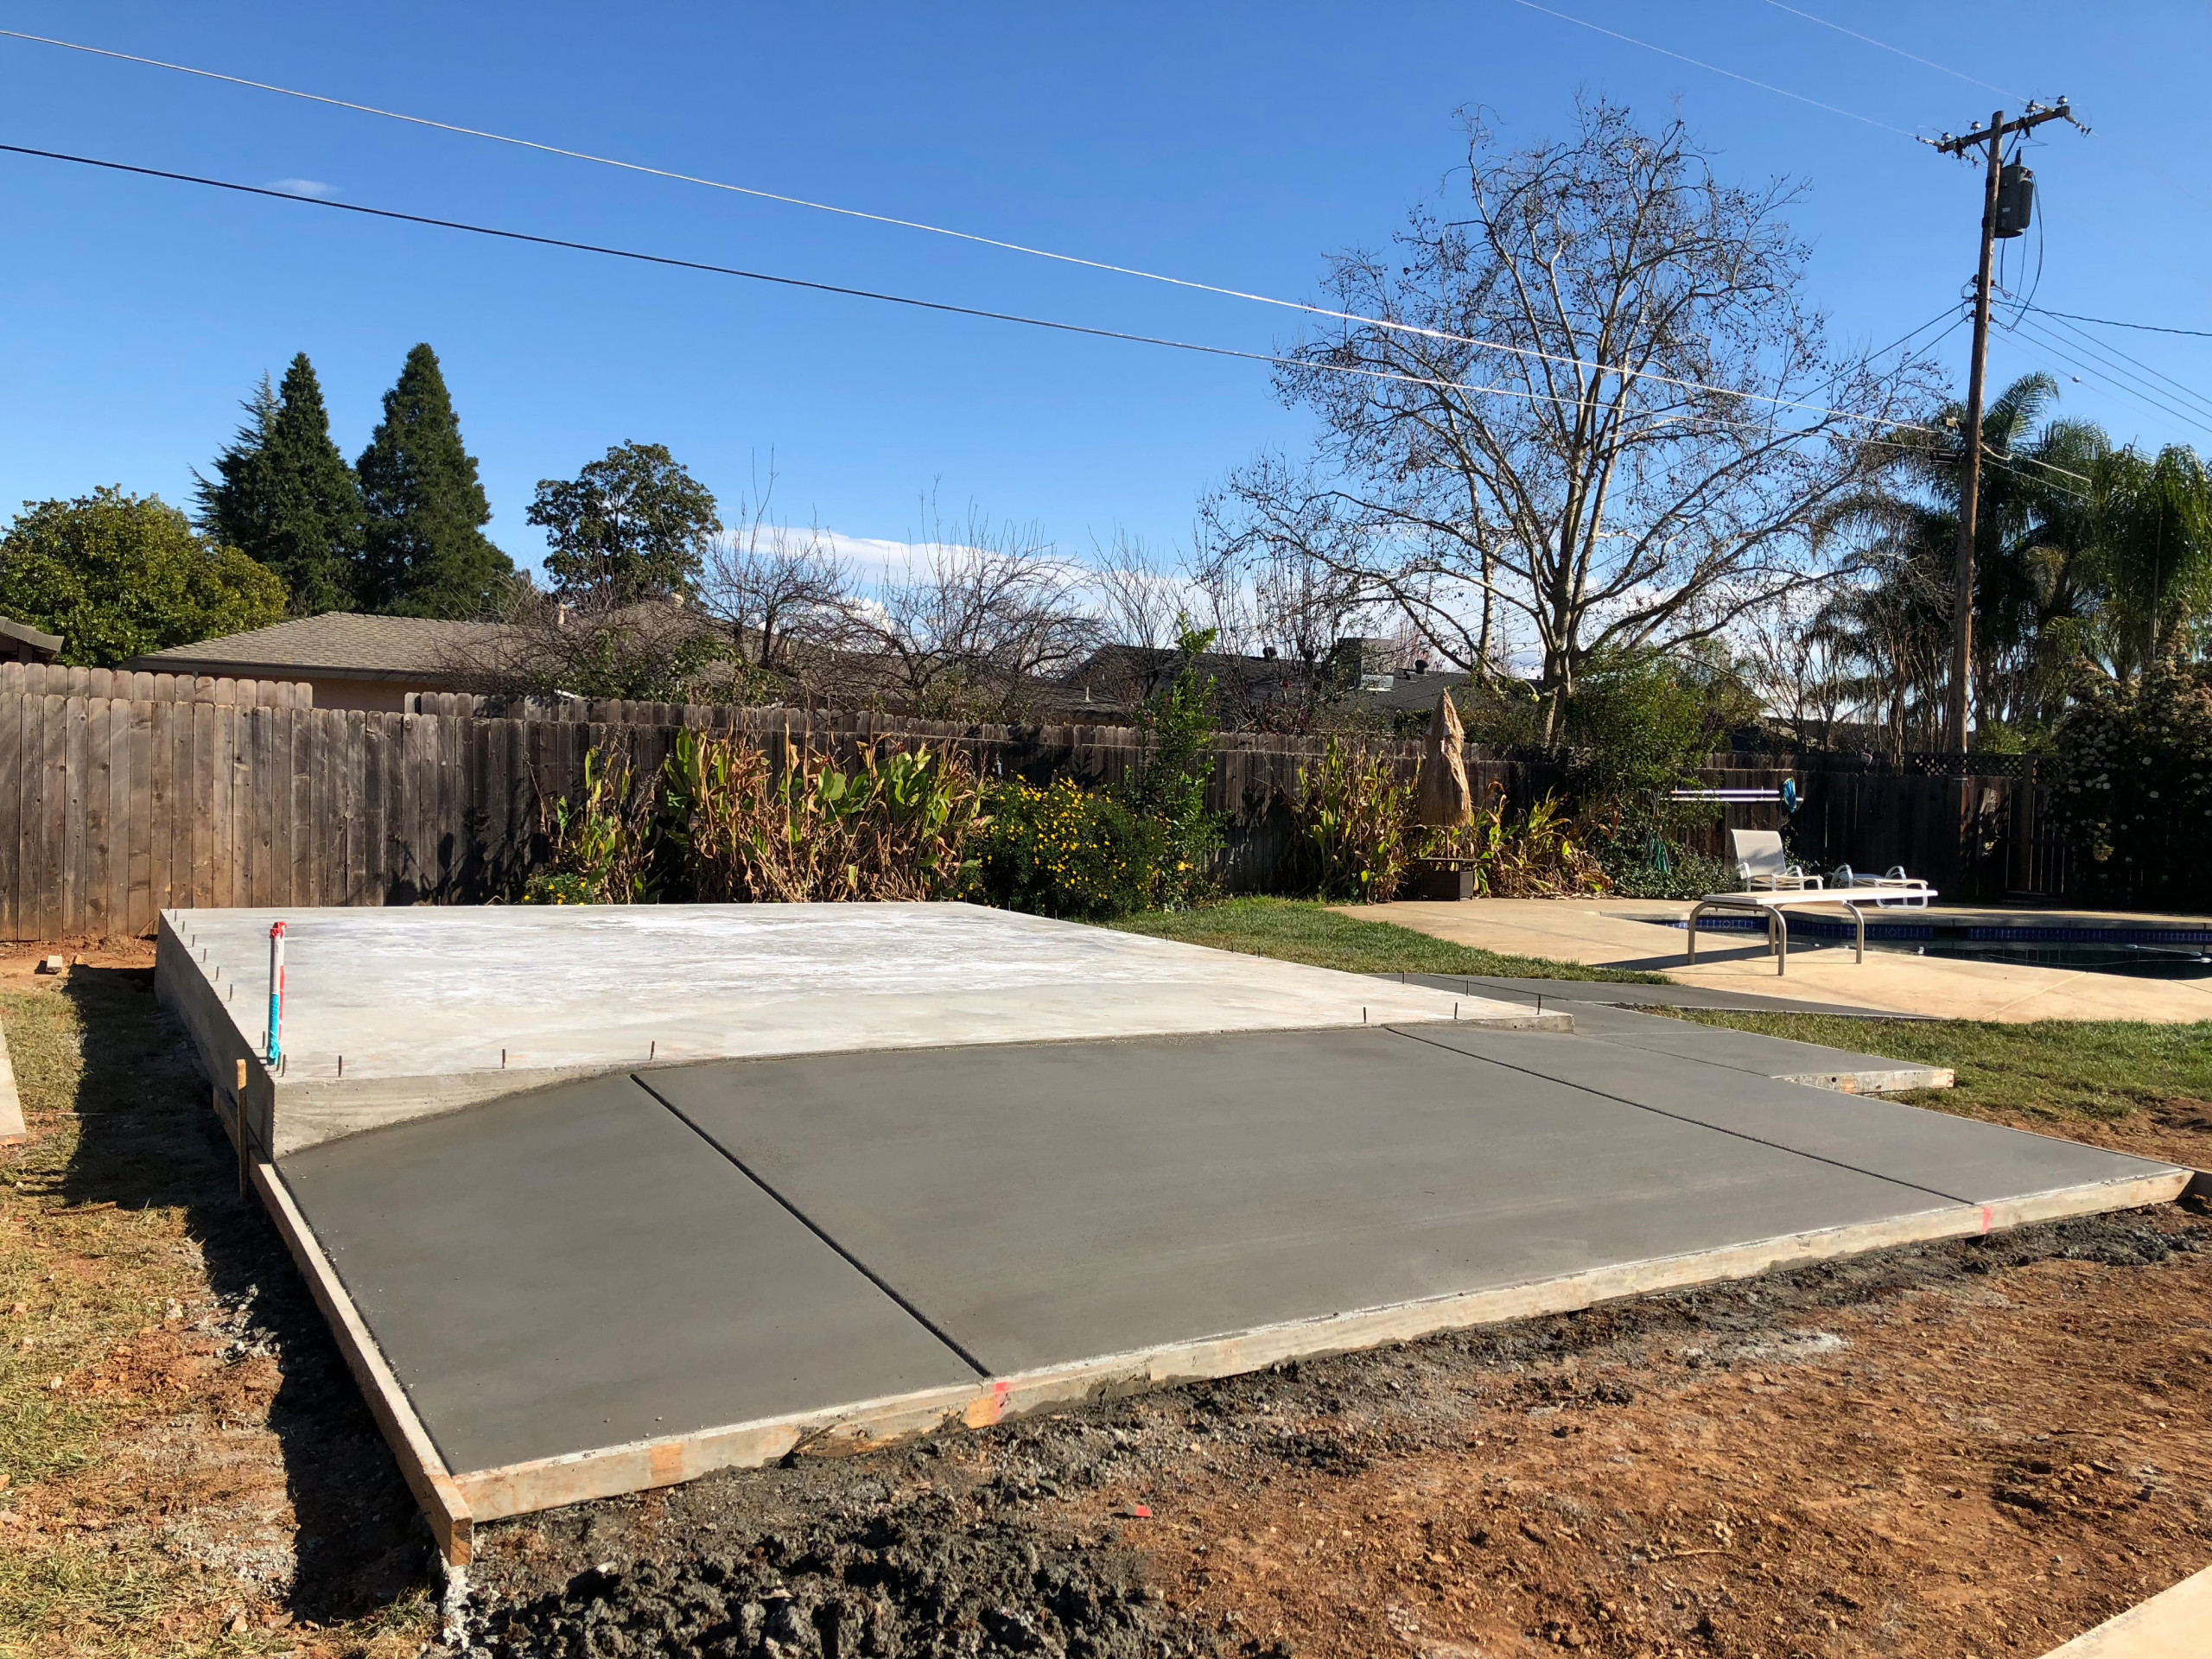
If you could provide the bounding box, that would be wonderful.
[0,672,2055,941]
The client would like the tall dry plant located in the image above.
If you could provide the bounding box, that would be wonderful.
[1285,737,1414,901]
[664,729,988,902]
[1425,783,1611,897]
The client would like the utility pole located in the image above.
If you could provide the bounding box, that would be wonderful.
[1929,99,2086,755]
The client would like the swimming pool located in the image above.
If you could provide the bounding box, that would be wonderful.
[1666,916,2212,978]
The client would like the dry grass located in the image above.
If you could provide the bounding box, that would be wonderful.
[0,952,434,1658]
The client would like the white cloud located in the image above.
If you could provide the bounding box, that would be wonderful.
[265,178,337,199]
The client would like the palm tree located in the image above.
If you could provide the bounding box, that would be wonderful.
[2037,444,2210,683]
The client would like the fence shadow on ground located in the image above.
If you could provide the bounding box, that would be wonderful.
[55,967,431,1625]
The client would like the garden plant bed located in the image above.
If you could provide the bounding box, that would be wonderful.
[2,931,2209,1656]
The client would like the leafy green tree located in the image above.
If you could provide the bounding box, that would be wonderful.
[0,487,286,666]
[194,353,363,614]
[1118,621,1224,906]
[356,343,512,617]
[530,442,721,604]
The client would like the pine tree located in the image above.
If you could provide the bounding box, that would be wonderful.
[356,343,512,617]
[195,354,364,614]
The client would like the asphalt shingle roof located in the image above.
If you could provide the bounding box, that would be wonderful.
[130,613,513,680]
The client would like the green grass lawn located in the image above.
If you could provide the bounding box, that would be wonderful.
[1117,900,2211,1135]
[1112,896,1665,982]
[1671,1008,2212,1128]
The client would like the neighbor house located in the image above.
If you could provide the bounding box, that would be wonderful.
[127,613,514,711]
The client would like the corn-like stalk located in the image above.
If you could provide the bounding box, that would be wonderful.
[664,729,989,902]
[1287,738,1414,901]
[528,745,658,903]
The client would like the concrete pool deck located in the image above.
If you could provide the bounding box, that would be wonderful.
[155,902,2193,1570]
[1363,899,2212,1023]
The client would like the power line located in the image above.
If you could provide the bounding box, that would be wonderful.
[2001,316,2212,442]
[2029,308,2212,426]
[1757,2,2026,102]
[9,138,1948,456]
[2009,315,2212,431]
[2020,303,2212,340]
[0,24,1932,427]
[1500,0,1916,137]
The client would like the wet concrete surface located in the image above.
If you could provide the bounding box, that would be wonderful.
[275,1023,2182,1485]
[646,1027,1984,1376]
[1404,1024,2158,1206]
[278,1071,979,1474]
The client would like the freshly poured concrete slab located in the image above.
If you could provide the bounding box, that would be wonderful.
[277,1071,979,1475]
[1402,1025,2178,1208]
[1383,972,1951,1090]
[1533,1001,1954,1092]
[645,1027,1993,1376]
[159,904,1552,1154]
[1392,970,1934,1020]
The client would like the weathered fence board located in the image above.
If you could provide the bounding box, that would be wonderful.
[0,681,2055,939]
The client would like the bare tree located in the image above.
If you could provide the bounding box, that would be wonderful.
[1088,530,1191,656]
[1738,590,1849,750]
[850,505,1099,719]
[1190,464,1404,729]
[1215,100,1940,743]
[696,482,856,696]
[442,576,732,703]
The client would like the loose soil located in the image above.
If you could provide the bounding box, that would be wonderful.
[467,1211,2212,1659]
[3,939,2209,1657]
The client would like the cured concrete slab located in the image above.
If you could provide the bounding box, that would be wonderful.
[645,1027,2095,1377]
[1402,1025,2157,1208]
[2037,1561,2212,1657]
[159,904,1552,1154]
[1365,899,2212,1023]
[277,1071,979,1475]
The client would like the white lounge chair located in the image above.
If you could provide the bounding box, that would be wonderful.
[1730,828,1821,892]
[1685,883,1939,976]
[1827,862,1935,908]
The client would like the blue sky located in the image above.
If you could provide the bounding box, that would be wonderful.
[3,2,2207,582]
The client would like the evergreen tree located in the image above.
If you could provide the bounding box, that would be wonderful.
[355,343,512,617]
[194,353,363,614]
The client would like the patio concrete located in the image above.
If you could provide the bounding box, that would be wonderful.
[1362,899,2212,1023]
[216,901,2190,1558]
[280,1071,978,1474]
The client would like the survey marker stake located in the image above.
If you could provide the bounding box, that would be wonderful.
[267,921,287,1065]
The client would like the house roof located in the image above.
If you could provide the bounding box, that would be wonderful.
[128,613,516,683]
[0,614,63,659]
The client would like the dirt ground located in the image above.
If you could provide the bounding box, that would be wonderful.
[2,943,2209,1658]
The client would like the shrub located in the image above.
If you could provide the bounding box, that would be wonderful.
[2050,663,2212,907]
[663,730,988,902]
[522,746,658,904]
[1426,787,1611,897]
[977,778,1165,920]
[1284,738,1414,902]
